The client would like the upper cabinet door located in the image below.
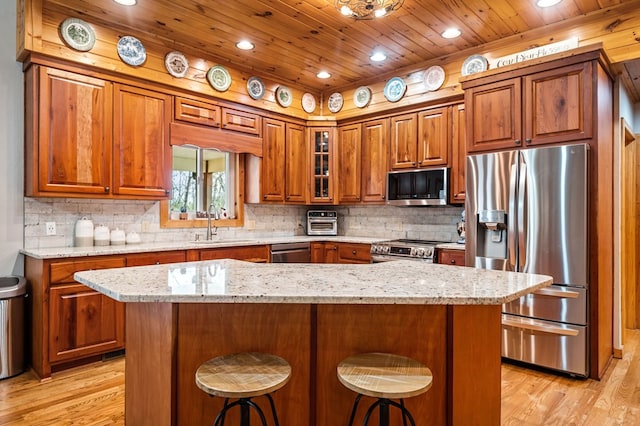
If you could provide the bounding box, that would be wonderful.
[466,77,522,153]
[113,85,172,198]
[450,103,466,204]
[524,62,593,146]
[390,113,418,169]
[34,67,112,196]
[361,118,389,203]
[417,106,450,167]
[337,123,362,204]
[261,118,286,202]
[285,123,308,204]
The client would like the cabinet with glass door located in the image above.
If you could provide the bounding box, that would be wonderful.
[309,127,335,203]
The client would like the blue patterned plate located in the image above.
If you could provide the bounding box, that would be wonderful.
[383,77,406,102]
[117,36,146,67]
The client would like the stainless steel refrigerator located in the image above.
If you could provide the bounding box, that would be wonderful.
[466,143,589,377]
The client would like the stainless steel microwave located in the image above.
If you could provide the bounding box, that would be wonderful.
[386,167,449,206]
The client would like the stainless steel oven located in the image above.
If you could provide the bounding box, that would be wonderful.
[270,242,311,263]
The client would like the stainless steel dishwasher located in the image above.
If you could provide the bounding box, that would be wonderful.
[270,242,311,263]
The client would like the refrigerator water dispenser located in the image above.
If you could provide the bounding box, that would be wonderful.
[476,210,507,259]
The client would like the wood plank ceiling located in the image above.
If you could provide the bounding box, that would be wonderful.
[47,0,639,93]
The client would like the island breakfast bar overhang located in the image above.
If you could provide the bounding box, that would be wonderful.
[74,259,553,426]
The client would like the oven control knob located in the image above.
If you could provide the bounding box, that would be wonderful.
[425,248,434,258]
[382,246,390,254]
[370,245,377,254]
[415,248,425,258]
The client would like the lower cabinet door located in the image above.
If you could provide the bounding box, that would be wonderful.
[49,283,125,363]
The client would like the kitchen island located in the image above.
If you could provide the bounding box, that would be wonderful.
[75,259,552,426]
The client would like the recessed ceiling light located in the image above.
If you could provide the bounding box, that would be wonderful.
[236,40,254,50]
[370,52,387,62]
[441,28,461,39]
[113,0,137,5]
[536,0,562,7]
[317,71,331,79]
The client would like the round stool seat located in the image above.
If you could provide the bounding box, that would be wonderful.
[337,352,432,399]
[196,352,291,399]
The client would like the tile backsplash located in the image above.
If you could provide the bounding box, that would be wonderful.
[23,198,463,249]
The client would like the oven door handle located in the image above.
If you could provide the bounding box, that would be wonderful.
[502,318,579,337]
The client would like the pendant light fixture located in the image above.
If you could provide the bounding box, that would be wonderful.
[335,0,404,20]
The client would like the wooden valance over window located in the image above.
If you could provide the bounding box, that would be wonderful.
[170,121,263,157]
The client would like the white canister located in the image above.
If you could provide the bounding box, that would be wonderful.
[74,217,94,247]
[110,228,126,246]
[94,224,110,246]
[126,231,141,245]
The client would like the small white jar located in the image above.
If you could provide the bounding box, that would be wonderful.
[93,224,110,246]
[74,217,94,247]
[126,231,141,245]
[110,228,126,246]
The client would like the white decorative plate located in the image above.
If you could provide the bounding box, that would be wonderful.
[117,36,146,66]
[353,86,371,108]
[302,93,316,113]
[424,65,445,91]
[461,55,489,76]
[164,51,189,78]
[276,86,292,107]
[328,92,344,113]
[246,76,265,100]
[383,77,406,102]
[207,65,232,92]
[59,18,96,52]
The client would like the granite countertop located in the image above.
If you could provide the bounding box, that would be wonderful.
[74,259,551,306]
[20,236,387,259]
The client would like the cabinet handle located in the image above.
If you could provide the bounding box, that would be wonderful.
[450,259,456,264]
[514,139,521,145]
[104,186,110,193]
[525,138,532,145]
[418,160,422,164]
[332,246,337,250]
[352,250,357,255]
[263,195,267,200]
[382,195,385,200]
[165,190,170,195]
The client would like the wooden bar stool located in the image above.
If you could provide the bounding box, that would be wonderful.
[337,352,433,426]
[195,352,291,426]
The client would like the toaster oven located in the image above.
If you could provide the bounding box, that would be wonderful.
[306,210,338,236]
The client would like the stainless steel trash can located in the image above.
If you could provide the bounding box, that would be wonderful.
[0,276,27,379]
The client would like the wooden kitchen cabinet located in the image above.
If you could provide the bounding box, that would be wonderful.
[311,242,371,264]
[174,96,261,136]
[361,118,389,203]
[337,123,362,204]
[310,127,336,204]
[465,62,592,153]
[337,243,371,264]
[391,107,449,170]
[450,103,466,204]
[437,248,466,266]
[259,119,307,204]
[126,250,187,266]
[195,245,270,263]
[25,64,171,199]
[113,84,172,198]
[25,66,113,197]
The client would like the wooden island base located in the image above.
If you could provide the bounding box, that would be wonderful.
[125,302,501,425]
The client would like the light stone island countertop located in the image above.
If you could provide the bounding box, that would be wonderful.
[74,258,551,305]
[21,236,465,259]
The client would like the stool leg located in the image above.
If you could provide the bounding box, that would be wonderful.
[378,399,390,426]
[362,398,383,426]
[348,394,364,426]
[385,399,416,426]
[213,398,231,426]
[242,398,269,426]
[265,393,281,426]
[400,399,408,426]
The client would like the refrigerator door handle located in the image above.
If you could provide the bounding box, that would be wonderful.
[508,163,518,270]
[502,318,580,337]
[517,159,527,271]
[534,288,580,299]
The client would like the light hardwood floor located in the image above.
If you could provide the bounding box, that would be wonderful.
[1,330,639,425]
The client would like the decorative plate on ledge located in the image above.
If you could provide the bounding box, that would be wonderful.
[276,86,293,107]
[383,77,406,102]
[461,54,488,76]
[164,51,189,78]
[59,18,96,52]
[246,76,265,100]
[353,86,371,108]
[207,65,232,92]
[117,36,146,67]
[302,93,316,113]
[424,66,445,91]
[327,92,343,113]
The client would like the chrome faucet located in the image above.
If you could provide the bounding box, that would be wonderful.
[206,204,219,240]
